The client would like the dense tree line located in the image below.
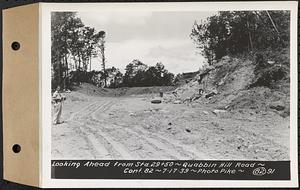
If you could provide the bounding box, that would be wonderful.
[52,12,175,89]
[123,60,174,87]
[191,11,290,65]
[51,12,106,90]
[68,60,174,88]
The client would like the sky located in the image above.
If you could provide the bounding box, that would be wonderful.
[78,11,216,74]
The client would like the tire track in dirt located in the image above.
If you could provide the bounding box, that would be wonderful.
[67,100,114,159]
[66,98,212,160]
[68,101,97,121]
[83,100,134,159]
[89,101,182,159]
[90,99,212,159]
[67,100,123,159]
[102,122,187,159]
[94,120,179,159]
[53,101,101,159]
[70,120,110,159]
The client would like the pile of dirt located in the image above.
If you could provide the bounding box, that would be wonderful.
[163,52,290,117]
[123,86,176,96]
[71,83,176,97]
[72,83,114,96]
[163,56,253,103]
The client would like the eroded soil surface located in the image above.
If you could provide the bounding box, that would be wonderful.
[52,92,289,160]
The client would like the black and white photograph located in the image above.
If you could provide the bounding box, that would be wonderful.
[51,9,292,161]
[0,1,297,188]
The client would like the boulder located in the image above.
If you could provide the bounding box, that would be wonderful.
[173,100,181,104]
[269,100,285,111]
[267,60,275,65]
[203,111,209,115]
[151,99,162,104]
[212,109,227,115]
[205,90,218,98]
[129,112,136,116]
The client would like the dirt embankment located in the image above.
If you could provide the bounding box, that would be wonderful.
[163,52,290,117]
[72,83,176,97]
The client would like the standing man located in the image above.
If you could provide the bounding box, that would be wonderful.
[52,86,65,125]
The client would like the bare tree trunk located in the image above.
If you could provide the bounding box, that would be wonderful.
[101,46,106,87]
[65,55,69,89]
[246,15,253,51]
[63,56,66,90]
[78,52,81,70]
[266,11,280,36]
[58,55,61,88]
[89,56,92,72]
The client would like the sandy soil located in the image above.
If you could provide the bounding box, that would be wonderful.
[52,92,289,160]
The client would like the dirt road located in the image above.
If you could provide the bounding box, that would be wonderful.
[52,93,289,160]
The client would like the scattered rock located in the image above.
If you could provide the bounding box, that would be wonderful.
[129,112,136,116]
[267,60,275,65]
[152,108,160,112]
[211,122,219,127]
[173,100,181,104]
[212,109,227,115]
[203,111,209,115]
[280,110,290,118]
[189,94,201,102]
[218,73,229,86]
[269,100,285,111]
[205,90,218,99]
[171,91,178,97]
